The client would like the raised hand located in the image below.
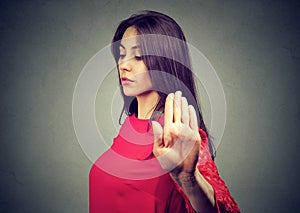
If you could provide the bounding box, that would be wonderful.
[152,91,201,178]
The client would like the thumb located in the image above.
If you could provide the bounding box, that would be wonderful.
[152,121,163,146]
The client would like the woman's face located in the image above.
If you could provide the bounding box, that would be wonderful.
[118,26,153,97]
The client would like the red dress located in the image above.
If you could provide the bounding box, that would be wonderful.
[89,114,240,213]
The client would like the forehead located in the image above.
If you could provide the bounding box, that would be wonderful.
[120,26,139,49]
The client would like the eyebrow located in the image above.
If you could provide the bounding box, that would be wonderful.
[119,43,141,50]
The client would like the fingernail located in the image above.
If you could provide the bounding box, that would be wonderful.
[177,90,182,96]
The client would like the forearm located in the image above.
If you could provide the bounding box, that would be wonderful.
[172,169,218,213]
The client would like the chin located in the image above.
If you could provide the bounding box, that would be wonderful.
[123,90,140,97]
[123,88,153,97]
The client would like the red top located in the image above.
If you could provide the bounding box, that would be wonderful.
[89,114,240,213]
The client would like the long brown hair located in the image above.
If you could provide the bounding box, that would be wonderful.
[111,10,215,158]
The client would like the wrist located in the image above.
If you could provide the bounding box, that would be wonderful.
[173,172,197,188]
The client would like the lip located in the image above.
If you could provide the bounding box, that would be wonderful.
[121,77,134,85]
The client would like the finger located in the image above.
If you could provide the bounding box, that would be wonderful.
[164,93,174,125]
[173,91,182,123]
[163,130,172,148]
[152,121,163,148]
[181,97,189,124]
[188,105,199,131]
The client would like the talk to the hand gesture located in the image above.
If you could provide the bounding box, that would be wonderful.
[152,91,201,178]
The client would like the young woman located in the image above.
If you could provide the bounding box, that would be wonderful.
[89,11,240,213]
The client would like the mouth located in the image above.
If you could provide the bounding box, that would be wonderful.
[121,77,134,85]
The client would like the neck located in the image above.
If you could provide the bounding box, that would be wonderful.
[136,91,159,119]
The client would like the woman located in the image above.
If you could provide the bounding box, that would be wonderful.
[90,10,240,213]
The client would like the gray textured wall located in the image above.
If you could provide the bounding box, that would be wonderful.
[1,1,299,212]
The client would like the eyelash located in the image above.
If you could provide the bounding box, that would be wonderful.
[119,55,143,61]
[135,56,142,61]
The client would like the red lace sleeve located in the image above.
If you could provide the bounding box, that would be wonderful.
[198,128,240,213]
[174,128,241,213]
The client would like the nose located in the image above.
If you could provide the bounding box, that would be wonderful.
[118,57,132,72]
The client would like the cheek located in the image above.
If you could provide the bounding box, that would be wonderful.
[137,72,152,86]
[145,75,153,87]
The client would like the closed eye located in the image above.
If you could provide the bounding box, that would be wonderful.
[135,56,142,61]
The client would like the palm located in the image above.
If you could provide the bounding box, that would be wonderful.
[152,91,201,177]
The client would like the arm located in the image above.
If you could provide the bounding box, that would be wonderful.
[152,91,240,213]
[173,128,241,213]
[171,168,218,213]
